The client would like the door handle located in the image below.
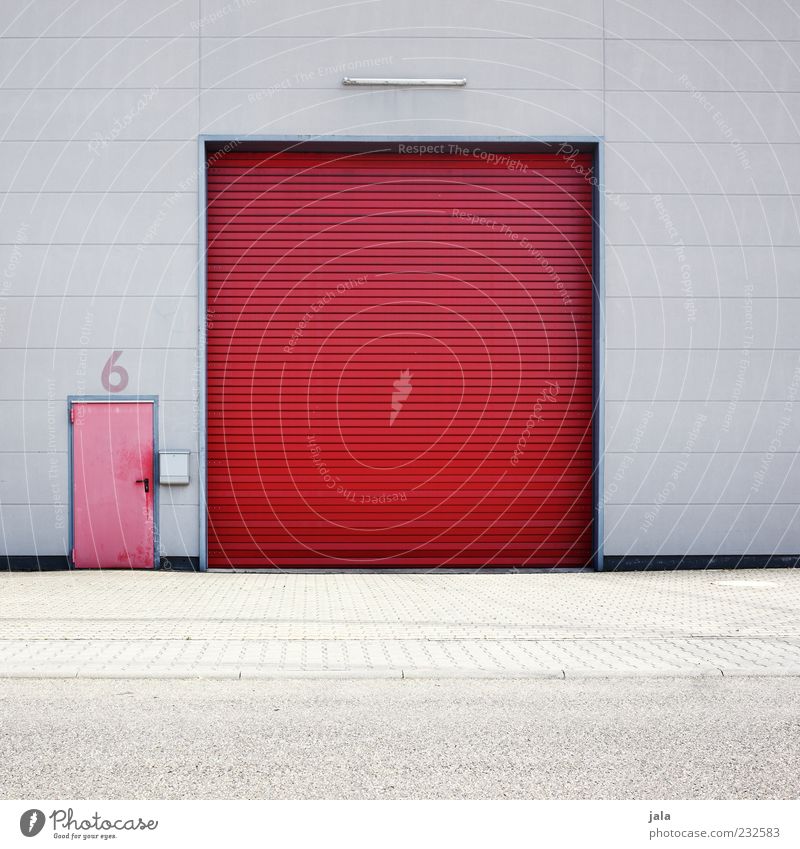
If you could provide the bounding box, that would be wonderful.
[136,478,150,493]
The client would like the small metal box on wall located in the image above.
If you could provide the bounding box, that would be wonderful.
[159,450,191,485]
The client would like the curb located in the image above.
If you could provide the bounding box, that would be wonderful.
[2,667,800,680]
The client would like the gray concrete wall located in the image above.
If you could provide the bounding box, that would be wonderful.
[1,0,798,561]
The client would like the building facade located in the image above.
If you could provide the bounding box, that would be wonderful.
[2,0,799,570]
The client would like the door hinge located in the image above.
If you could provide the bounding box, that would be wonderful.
[70,548,75,564]
[69,406,74,424]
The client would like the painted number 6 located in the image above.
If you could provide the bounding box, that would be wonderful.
[101,350,129,393]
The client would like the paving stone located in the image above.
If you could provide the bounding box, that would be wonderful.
[0,570,798,678]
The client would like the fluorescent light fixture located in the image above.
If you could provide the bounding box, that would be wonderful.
[342,77,467,87]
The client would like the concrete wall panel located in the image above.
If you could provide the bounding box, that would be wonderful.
[606,401,800,455]
[0,89,198,141]
[603,451,800,506]
[606,349,800,402]
[2,0,198,37]
[199,0,603,38]
[0,192,197,246]
[605,0,800,40]
[0,244,198,298]
[605,245,800,298]
[607,92,800,143]
[0,506,68,554]
[606,40,800,92]
[199,88,604,137]
[0,141,198,193]
[606,194,800,247]
[605,503,800,556]
[605,143,800,195]
[1,296,197,350]
[0,38,198,89]
[606,297,794,350]
[1,349,198,401]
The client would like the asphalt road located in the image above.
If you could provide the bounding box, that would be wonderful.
[1,676,798,799]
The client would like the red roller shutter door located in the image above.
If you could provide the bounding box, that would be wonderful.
[207,149,594,568]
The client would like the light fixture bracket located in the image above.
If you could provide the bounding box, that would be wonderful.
[342,77,467,87]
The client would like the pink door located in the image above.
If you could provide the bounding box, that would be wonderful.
[72,401,155,569]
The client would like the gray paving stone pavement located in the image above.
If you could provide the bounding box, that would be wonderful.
[0,569,798,678]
